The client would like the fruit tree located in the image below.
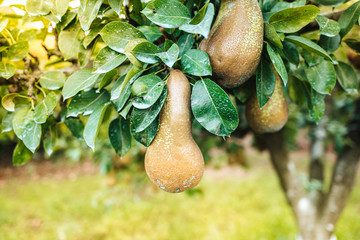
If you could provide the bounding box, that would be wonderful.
[0,0,360,239]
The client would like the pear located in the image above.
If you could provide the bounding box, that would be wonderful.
[199,0,263,88]
[145,70,204,193]
[245,70,288,134]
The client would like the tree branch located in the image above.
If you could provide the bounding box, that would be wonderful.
[320,99,360,234]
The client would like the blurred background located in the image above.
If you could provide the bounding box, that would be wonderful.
[1,132,360,240]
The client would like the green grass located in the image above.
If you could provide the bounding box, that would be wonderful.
[0,167,359,240]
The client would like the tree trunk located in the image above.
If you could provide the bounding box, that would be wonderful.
[263,129,360,240]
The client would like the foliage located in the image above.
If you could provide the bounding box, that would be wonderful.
[0,0,359,166]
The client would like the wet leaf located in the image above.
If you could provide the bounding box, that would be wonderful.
[181,49,212,76]
[67,89,110,117]
[156,43,179,68]
[305,60,336,95]
[62,68,101,100]
[191,79,238,136]
[132,74,165,109]
[284,35,332,62]
[109,118,132,156]
[131,87,167,132]
[84,103,110,151]
[39,71,66,90]
[93,46,127,73]
[142,0,191,28]
[335,61,359,94]
[256,57,276,109]
[100,21,145,53]
[13,141,33,166]
[269,5,320,33]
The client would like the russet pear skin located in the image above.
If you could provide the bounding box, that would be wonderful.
[145,70,204,193]
[199,0,263,88]
[245,71,289,134]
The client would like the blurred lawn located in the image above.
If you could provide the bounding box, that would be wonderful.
[0,164,359,240]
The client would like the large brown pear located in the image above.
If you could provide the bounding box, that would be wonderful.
[199,0,263,88]
[145,70,204,193]
[245,71,289,134]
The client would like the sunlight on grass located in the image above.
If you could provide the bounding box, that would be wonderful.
[0,167,359,240]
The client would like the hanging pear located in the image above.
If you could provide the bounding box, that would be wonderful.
[245,70,289,134]
[145,70,204,193]
[199,0,263,88]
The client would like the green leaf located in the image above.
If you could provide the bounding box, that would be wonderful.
[25,0,51,15]
[338,1,360,38]
[305,85,325,123]
[156,43,179,68]
[13,141,33,166]
[111,66,143,100]
[99,69,117,90]
[8,41,29,61]
[282,41,300,65]
[131,87,167,132]
[132,74,165,109]
[78,43,94,68]
[109,0,123,16]
[177,34,194,56]
[58,23,82,59]
[43,124,57,156]
[269,5,320,33]
[120,101,133,119]
[1,93,20,112]
[93,46,127,73]
[256,57,276,109]
[12,108,33,140]
[22,120,41,153]
[58,10,77,30]
[305,60,336,95]
[18,29,38,42]
[131,115,159,147]
[109,118,132,156]
[132,41,162,64]
[191,79,238,137]
[62,68,101,100]
[112,77,133,112]
[0,62,16,79]
[0,18,8,32]
[82,24,103,48]
[266,43,288,86]
[39,71,66,90]
[181,49,212,76]
[2,112,14,133]
[142,0,191,28]
[315,15,340,37]
[264,23,283,49]
[311,0,348,7]
[84,103,110,151]
[78,0,104,32]
[34,92,58,124]
[137,25,163,42]
[67,89,110,117]
[64,118,84,139]
[345,38,360,53]
[50,0,69,20]
[179,3,215,38]
[271,0,306,12]
[335,61,359,94]
[319,35,341,53]
[100,21,145,53]
[284,35,333,62]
